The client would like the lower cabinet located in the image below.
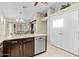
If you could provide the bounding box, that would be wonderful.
[8,43,22,57]
[2,36,47,57]
[23,38,34,57]
[3,40,23,57]
[3,38,34,57]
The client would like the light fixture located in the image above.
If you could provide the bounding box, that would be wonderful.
[16,5,26,22]
[16,11,23,22]
[16,16,24,22]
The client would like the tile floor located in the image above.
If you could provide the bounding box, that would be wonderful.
[35,42,77,57]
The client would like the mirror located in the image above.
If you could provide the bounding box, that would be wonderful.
[8,22,31,35]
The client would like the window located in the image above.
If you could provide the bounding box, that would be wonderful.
[52,18,64,28]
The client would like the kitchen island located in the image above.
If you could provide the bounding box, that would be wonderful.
[0,34,47,57]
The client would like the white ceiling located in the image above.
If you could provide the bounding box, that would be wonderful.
[0,2,55,20]
[0,2,77,21]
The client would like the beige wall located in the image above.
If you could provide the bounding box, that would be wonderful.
[32,12,47,34]
[36,19,47,34]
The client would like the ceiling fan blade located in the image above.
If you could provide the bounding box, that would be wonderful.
[34,2,38,6]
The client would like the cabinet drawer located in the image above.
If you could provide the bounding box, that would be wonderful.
[4,40,21,45]
[11,40,22,44]
[23,38,33,43]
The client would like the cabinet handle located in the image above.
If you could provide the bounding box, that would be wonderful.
[11,41,18,44]
[39,37,43,39]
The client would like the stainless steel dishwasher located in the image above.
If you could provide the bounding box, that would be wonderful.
[34,36,45,54]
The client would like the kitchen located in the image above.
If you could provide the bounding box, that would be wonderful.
[0,2,47,57]
[0,2,79,57]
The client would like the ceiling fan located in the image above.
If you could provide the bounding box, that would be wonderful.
[34,2,48,6]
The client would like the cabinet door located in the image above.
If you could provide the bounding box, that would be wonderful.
[3,40,23,57]
[63,11,79,55]
[10,43,22,57]
[49,10,79,55]
[50,15,64,48]
[52,28,64,48]
[23,38,34,57]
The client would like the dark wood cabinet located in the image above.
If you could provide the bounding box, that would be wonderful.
[10,44,22,57]
[3,40,23,57]
[3,38,34,57]
[23,38,34,57]
[1,36,47,57]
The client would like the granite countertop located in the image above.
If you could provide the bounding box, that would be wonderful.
[0,34,47,43]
